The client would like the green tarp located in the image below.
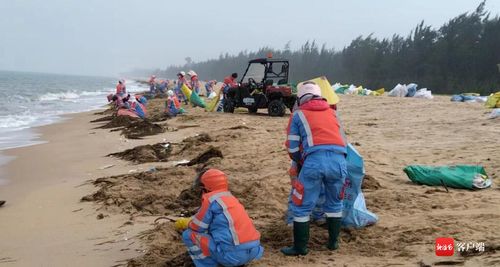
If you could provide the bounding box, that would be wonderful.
[404,165,488,189]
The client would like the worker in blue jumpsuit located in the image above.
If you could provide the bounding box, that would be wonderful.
[282,81,347,256]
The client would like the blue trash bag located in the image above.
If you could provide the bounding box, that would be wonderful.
[342,144,378,228]
[406,83,418,97]
[462,95,476,102]
[451,95,464,102]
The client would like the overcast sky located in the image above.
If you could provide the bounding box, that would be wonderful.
[0,0,498,77]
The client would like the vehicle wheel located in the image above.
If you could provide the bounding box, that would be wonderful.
[268,99,286,117]
[248,107,258,114]
[223,99,235,113]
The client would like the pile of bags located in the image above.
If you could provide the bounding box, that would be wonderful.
[450,93,488,103]
[332,83,385,96]
[388,83,433,99]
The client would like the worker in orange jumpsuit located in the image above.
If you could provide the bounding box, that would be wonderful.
[187,70,201,95]
[116,80,126,96]
[182,169,264,267]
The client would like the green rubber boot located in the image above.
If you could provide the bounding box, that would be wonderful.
[281,221,309,256]
[327,217,342,250]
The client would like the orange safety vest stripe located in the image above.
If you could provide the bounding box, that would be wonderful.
[301,109,345,147]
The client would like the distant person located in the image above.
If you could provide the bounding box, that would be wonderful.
[187,70,201,95]
[175,71,188,104]
[107,93,131,110]
[121,79,127,93]
[205,80,217,96]
[116,80,126,96]
[166,90,182,116]
[149,75,156,94]
[222,73,238,94]
[131,95,148,118]
[282,81,347,256]
[219,73,238,112]
[182,169,264,267]
[157,80,167,94]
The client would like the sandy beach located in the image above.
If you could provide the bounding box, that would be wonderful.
[0,95,499,267]
[0,111,164,266]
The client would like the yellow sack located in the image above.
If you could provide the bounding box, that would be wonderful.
[298,76,340,105]
[205,87,222,112]
[174,217,191,232]
[355,86,364,95]
[370,88,385,96]
[181,84,192,99]
[485,92,500,108]
[375,88,385,95]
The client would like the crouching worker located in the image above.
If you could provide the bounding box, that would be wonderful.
[182,169,264,267]
[282,81,347,256]
[166,90,184,116]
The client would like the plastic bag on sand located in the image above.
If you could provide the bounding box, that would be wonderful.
[406,83,418,97]
[485,92,500,108]
[370,88,385,96]
[342,144,378,228]
[490,108,500,119]
[332,83,342,91]
[475,96,488,103]
[451,95,464,102]
[361,88,372,96]
[404,165,491,189]
[413,88,433,99]
[388,84,408,97]
[462,95,477,102]
[207,91,217,99]
[346,85,358,95]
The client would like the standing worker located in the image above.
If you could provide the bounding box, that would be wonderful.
[222,73,238,94]
[116,80,126,96]
[282,81,347,256]
[175,71,188,104]
[217,73,238,112]
[205,80,217,97]
[182,169,264,267]
[149,75,156,94]
[187,70,201,95]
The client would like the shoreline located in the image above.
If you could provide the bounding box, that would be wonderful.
[0,110,158,266]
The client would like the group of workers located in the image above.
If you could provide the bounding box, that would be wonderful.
[180,81,347,266]
[164,71,239,115]
[107,79,149,119]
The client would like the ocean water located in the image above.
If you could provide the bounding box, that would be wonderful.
[0,70,147,151]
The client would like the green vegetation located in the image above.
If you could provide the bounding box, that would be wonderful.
[146,2,499,95]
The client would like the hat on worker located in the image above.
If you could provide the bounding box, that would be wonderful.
[197,169,229,192]
[297,81,321,99]
[187,70,197,77]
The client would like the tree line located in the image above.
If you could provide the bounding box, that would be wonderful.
[133,2,499,95]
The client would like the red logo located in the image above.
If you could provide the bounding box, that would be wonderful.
[435,237,455,256]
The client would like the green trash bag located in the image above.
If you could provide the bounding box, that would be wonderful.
[403,165,490,189]
[190,91,206,108]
